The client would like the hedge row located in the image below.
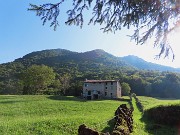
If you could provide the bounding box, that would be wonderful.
[144,105,180,126]
[131,93,144,113]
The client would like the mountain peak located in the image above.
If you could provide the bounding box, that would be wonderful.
[84,49,106,55]
[123,55,144,60]
[15,49,77,61]
[78,49,114,59]
[92,49,105,53]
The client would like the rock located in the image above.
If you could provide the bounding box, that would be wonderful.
[78,104,134,135]
[78,124,99,135]
[113,104,133,135]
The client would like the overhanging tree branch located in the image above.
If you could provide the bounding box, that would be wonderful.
[29,0,180,59]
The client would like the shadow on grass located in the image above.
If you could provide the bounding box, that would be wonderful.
[101,118,115,134]
[140,111,178,135]
[114,98,130,102]
[47,96,125,102]
[0,95,19,100]
[0,100,26,104]
[153,97,180,100]
[47,96,87,102]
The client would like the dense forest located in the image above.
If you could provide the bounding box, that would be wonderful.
[0,49,180,98]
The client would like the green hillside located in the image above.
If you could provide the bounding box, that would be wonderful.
[0,49,133,95]
[122,55,180,72]
[0,49,180,99]
[14,49,131,69]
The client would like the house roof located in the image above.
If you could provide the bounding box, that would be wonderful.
[84,80,118,83]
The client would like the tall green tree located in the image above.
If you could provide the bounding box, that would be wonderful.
[22,65,55,94]
[121,82,131,96]
[60,73,71,95]
[29,0,180,58]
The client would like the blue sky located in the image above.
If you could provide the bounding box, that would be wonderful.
[0,0,180,68]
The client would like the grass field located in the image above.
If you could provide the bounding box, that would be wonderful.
[0,95,128,135]
[132,96,180,135]
[1,95,180,135]
[138,96,180,110]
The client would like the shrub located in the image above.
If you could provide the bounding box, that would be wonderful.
[143,105,180,126]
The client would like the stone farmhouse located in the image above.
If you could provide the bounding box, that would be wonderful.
[82,79,121,100]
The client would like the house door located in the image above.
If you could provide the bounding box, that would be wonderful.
[87,96,91,100]
[93,94,98,100]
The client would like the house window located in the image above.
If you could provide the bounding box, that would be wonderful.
[84,83,88,87]
[106,87,107,89]
[98,91,100,94]
[88,91,91,95]
[106,82,107,85]
[111,82,113,85]
[105,92,107,96]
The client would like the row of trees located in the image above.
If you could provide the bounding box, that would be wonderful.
[122,71,180,98]
[0,65,71,95]
[19,65,131,96]
[0,62,180,98]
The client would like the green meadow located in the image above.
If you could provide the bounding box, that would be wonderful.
[133,96,180,135]
[1,95,180,135]
[138,96,180,110]
[0,95,126,135]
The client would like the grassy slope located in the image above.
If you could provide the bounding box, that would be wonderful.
[0,95,128,135]
[138,96,180,110]
[136,96,180,135]
[1,95,180,135]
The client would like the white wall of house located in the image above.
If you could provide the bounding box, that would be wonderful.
[83,80,121,100]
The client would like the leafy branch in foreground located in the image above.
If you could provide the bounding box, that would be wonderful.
[28,2,63,30]
[29,0,180,59]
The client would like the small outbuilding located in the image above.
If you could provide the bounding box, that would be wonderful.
[82,79,121,100]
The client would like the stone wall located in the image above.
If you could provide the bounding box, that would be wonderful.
[78,124,109,135]
[78,104,133,135]
[112,104,133,135]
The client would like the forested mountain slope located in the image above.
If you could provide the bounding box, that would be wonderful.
[14,49,132,69]
[13,48,180,72]
[121,55,180,72]
[0,49,180,98]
